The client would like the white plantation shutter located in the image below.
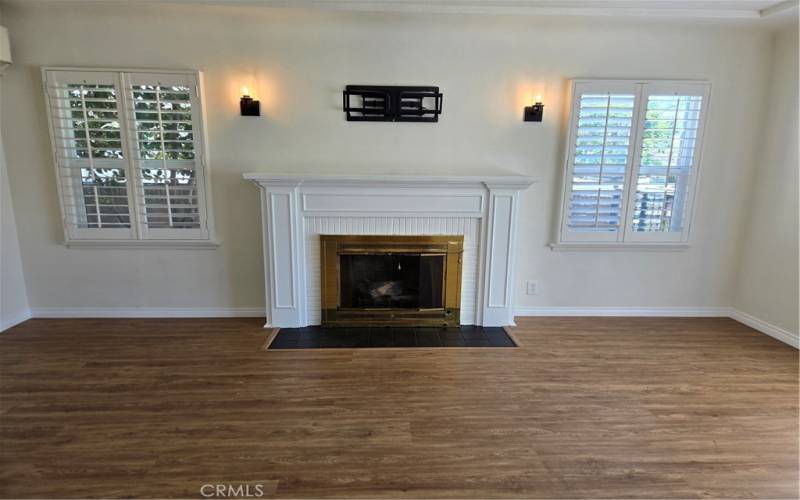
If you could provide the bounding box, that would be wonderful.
[558,80,710,246]
[44,70,135,240]
[627,83,710,243]
[561,82,639,243]
[43,68,214,244]
[126,72,209,240]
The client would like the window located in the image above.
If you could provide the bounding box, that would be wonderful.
[556,80,710,247]
[42,68,216,246]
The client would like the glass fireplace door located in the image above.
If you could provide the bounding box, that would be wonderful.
[339,254,445,310]
[320,235,463,327]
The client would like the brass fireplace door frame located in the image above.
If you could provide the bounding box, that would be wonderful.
[320,235,463,327]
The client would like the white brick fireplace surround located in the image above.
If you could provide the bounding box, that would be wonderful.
[244,174,536,328]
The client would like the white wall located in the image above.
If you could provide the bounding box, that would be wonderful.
[733,27,799,340]
[0,1,782,317]
[1,78,31,330]
[1,6,30,330]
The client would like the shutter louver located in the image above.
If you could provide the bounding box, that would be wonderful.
[562,82,639,242]
[631,94,703,233]
[569,93,634,231]
[130,81,200,231]
[45,71,135,240]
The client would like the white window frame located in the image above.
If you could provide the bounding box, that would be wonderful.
[553,79,711,251]
[42,67,218,249]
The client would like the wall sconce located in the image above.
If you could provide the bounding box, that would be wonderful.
[240,86,260,116]
[524,94,544,122]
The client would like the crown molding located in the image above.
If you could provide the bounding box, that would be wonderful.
[132,0,799,20]
[7,0,797,21]
[760,0,799,17]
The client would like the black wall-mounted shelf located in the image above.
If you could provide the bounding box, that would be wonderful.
[343,85,443,122]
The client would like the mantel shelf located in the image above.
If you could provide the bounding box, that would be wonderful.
[243,173,537,190]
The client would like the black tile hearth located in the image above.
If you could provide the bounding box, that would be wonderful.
[267,326,517,349]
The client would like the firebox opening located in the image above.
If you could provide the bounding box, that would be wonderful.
[339,254,445,310]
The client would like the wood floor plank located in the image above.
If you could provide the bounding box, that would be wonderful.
[0,317,796,498]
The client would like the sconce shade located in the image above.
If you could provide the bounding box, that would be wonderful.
[0,26,11,73]
[524,103,544,122]
[240,95,260,116]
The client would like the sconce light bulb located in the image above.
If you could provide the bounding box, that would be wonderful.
[535,94,543,104]
[242,86,250,97]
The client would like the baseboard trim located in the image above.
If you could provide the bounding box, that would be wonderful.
[1,309,32,332]
[729,309,799,349]
[514,306,798,349]
[24,306,798,349]
[514,306,729,317]
[30,307,265,319]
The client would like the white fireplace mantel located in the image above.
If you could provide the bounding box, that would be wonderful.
[244,173,536,327]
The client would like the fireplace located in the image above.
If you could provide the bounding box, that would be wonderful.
[244,173,535,327]
[320,235,463,327]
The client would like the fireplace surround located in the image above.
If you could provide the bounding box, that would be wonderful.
[244,173,536,328]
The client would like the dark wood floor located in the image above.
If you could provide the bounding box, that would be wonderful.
[0,317,797,499]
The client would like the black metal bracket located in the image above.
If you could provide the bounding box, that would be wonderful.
[343,85,443,122]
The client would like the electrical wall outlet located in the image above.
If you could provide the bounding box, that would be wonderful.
[526,280,538,295]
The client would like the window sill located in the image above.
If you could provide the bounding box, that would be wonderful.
[549,242,689,252]
[64,240,221,250]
